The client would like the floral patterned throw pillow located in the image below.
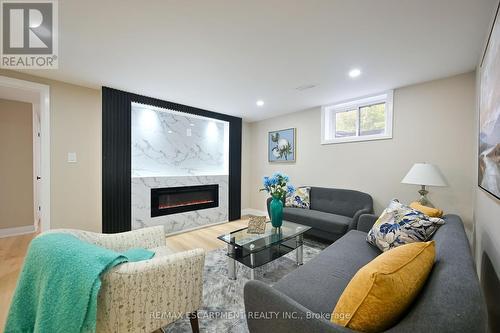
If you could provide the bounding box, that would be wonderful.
[367,199,445,252]
[285,186,311,209]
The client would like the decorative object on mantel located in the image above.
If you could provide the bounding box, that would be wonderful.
[268,128,296,162]
[247,216,267,234]
[401,163,447,208]
[478,4,500,200]
[260,172,295,228]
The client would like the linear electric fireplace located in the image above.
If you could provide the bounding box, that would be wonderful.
[151,184,219,217]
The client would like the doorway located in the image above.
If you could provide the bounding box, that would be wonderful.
[0,76,50,237]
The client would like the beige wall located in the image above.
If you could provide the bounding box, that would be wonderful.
[0,70,102,232]
[0,99,34,229]
[244,72,476,229]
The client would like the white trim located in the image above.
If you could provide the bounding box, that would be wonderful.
[0,225,36,238]
[321,90,394,145]
[32,104,38,230]
[0,75,50,232]
[241,208,268,217]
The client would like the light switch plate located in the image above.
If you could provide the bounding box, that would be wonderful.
[67,152,77,163]
[186,128,192,136]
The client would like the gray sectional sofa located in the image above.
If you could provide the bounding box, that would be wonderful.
[267,187,373,242]
[244,214,487,333]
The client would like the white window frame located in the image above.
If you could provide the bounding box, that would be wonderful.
[321,91,393,144]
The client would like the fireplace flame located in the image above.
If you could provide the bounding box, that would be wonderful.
[158,199,215,210]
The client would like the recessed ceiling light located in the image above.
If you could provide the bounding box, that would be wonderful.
[348,68,361,78]
[256,100,265,107]
[168,130,173,134]
[190,123,195,126]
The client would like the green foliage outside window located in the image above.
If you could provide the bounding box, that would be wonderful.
[335,110,357,137]
[360,103,385,135]
[335,103,385,137]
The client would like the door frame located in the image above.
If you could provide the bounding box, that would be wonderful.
[33,104,41,230]
[0,76,50,232]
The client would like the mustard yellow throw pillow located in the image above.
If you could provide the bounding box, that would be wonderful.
[331,241,435,333]
[409,202,443,217]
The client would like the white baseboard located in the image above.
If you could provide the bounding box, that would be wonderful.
[0,225,36,238]
[241,208,268,217]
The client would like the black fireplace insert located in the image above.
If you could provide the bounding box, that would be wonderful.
[151,184,219,217]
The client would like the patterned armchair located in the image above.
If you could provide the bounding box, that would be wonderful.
[46,226,205,333]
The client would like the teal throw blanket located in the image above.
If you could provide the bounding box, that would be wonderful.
[5,233,154,333]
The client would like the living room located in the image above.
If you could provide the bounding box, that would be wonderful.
[0,1,499,332]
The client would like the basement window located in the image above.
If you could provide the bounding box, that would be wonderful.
[321,91,393,144]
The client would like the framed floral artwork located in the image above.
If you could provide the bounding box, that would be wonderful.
[268,128,296,163]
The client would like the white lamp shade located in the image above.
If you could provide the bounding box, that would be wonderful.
[401,163,448,187]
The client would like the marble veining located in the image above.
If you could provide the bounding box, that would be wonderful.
[132,175,228,234]
[131,104,229,177]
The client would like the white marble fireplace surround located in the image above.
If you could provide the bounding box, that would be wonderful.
[131,103,229,177]
[132,175,228,234]
[131,103,230,234]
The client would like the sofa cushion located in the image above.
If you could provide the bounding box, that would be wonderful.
[283,207,352,235]
[274,230,381,315]
[410,201,443,217]
[285,186,311,209]
[367,199,445,252]
[310,187,373,217]
[332,241,436,332]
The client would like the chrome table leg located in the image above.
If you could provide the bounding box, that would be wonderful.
[227,243,236,280]
[296,234,303,266]
[250,252,256,280]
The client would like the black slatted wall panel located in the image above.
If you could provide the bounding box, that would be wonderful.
[102,87,242,233]
[102,87,132,233]
[228,118,242,221]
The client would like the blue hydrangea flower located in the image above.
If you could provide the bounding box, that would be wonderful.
[260,172,294,197]
[269,175,278,185]
[263,176,271,188]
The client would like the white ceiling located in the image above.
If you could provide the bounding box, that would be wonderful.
[21,0,497,121]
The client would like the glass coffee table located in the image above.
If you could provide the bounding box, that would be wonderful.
[217,220,311,280]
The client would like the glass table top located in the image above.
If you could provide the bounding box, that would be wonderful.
[217,220,311,253]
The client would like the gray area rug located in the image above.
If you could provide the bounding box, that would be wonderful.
[163,237,327,333]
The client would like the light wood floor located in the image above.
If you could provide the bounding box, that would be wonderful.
[0,232,37,331]
[165,219,248,252]
[0,219,249,331]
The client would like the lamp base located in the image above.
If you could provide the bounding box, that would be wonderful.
[417,185,434,208]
